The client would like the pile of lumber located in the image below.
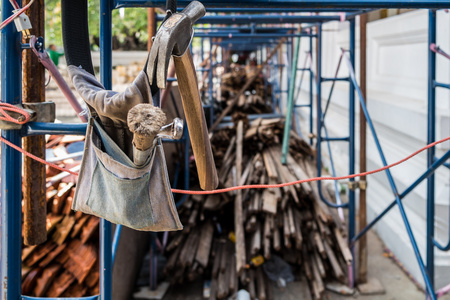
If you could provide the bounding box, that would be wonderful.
[163,117,351,300]
[21,135,99,297]
[218,66,273,115]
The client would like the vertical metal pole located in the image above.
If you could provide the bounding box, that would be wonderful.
[208,38,214,127]
[427,9,437,291]
[1,1,23,299]
[358,13,368,284]
[100,0,113,299]
[22,0,47,246]
[316,24,323,179]
[309,35,314,145]
[348,18,356,288]
[281,36,301,164]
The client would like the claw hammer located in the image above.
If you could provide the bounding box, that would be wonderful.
[146,1,218,190]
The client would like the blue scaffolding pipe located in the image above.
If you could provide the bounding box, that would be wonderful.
[342,49,437,299]
[427,9,437,291]
[157,14,344,24]
[99,0,113,298]
[195,26,296,32]
[1,1,23,299]
[205,8,371,13]
[22,122,87,136]
[22,297,100,300]
[352,149,450,246]
[195,33,315,38]
[114,0,450,8]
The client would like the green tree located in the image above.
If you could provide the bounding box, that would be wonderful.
[45,0,148,49]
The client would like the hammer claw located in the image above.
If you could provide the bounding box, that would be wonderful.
[145,1,205,90]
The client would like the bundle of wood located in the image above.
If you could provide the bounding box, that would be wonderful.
[21,135,99,297]
[219,66,273,115]
[163,117,351,300]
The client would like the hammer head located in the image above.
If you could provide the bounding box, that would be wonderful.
[146,1,205,89]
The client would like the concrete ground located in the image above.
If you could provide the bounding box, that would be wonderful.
[161,230,450,300]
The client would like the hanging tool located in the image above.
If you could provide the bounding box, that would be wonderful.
[146,0,219,190]
[128,103,183,166]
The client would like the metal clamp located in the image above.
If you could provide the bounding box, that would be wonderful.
[0,102,55,130]
[157,117,183,139]
[347,180,367,191]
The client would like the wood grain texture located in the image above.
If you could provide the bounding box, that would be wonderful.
[234,121,246,275]
[22,0,47,246]
[173,50,219,190]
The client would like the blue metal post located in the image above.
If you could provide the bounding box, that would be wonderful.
[100,0,113,299]
[208,38,214,126]
[1,1,23,299]
[426,9,436,290]
[348,18,356,287]
[281,36,301,164]
[309,35,314,145]
[316,24,323,183]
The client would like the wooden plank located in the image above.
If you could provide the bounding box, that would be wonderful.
[33,264,61,296]
[210,37,287,131]
[262,189,277,215]
[334,227,353,265]
[212,241,223,278]
[323,239,345,281]
[256,267,266,300]
[64,239,97,284]
[234,121,246,275]
[251,222,261,256]
[195,221,215,268]
[262,149,279,180]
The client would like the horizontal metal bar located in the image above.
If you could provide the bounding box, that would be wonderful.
[222,113,284,122]
[158,14,343,24]
[295,104,312,107]
[22,296,100,300]
[205,8,370,12]
[196,32,315,38]
[195,26,295,32]
[321,136,350,142]
[297,68,312,71]
[434,81,450,89]
[321,77,350,82]
[114,0,450,9]
[167,77,177,82]
[22,122,87,136]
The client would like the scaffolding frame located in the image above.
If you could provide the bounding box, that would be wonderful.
[1,1,449,300]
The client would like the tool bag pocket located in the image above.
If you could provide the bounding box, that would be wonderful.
[72,118,183,231]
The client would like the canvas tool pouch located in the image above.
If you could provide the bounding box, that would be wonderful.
[69,67,182,232]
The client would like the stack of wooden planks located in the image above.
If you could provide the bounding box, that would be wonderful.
[163,117,352,300]
[218,66,273,116]
[21,135,99,297]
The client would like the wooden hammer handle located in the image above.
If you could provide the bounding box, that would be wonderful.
[173,50,218,190]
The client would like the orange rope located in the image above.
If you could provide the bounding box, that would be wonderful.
[172,136,450,195]
[1,103,449,195]
[0,103,30,124]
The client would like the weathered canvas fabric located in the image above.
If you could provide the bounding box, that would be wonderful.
[69,66,182,231]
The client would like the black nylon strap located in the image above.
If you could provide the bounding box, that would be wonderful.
[61,0,95,76]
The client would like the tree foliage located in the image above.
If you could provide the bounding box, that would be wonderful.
[45,0,149,48]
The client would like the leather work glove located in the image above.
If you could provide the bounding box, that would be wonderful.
[68,65,154,159]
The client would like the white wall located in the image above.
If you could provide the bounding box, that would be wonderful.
[294,10,450,289]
